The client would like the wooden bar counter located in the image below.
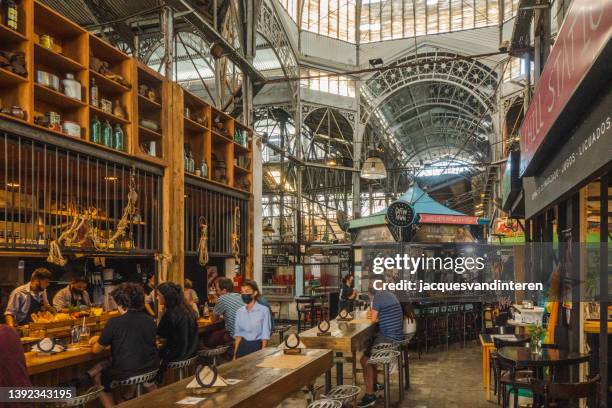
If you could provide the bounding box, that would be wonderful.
[24,316,223,386]
[118,348,333,408]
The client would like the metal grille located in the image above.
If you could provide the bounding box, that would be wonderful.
[0,132,162,253]
[184,180,249,258]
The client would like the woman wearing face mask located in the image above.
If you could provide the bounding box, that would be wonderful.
[233,280,271,359]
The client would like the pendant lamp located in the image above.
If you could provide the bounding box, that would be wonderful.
[361,150,387,180]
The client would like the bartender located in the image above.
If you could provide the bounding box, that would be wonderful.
[53,276,91,310]
[4,268,53,327]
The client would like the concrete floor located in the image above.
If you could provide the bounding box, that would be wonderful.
[278,343,491,408]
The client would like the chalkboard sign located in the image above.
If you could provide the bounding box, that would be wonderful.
[263,255,290,266]
[387,201,415,227]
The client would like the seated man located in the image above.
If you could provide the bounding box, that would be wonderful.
[210,278,243,345]
[358,287,403,407]
[53,276,91,310]
[88,283,159,408]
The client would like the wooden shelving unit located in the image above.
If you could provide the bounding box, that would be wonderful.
[135,62,164,161]
[182,89,211,179]
[88,34,133,153]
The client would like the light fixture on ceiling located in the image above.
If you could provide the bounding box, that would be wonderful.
[263,220,275,235]
[368,58,383,68]
[6,182,19,188]
[104,176,118,182]
[209,43,227,59]
[361,150,387,180]
[327,158,337,167]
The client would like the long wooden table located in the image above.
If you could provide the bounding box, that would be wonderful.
[118,348,333,408]
[300,311,376,388]
[25,317,224,386]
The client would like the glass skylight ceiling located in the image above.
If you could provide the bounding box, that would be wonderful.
[278,0,518,43]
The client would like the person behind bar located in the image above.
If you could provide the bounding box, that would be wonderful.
[88,283,158,407]
[52,276,91,310]
[155,282,198,384]
[4,268,53,327]
[233,280,271,359]
[212,277,243,342]
[357,285,403,408]
[339,273,358,313]
[183,278,200,317]
[144,274,157,317]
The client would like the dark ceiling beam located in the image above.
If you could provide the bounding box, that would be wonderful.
[166,0,266,85]
[83,0,135,49]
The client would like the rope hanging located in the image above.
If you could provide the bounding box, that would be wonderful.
[198,216,209,266]
[47,169,139,266]
[231,206,240,263]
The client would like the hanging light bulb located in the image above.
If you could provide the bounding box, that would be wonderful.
[361,150,387,180]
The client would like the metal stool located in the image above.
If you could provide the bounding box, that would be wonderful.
[167,355,199,380]
[110,369,159,398]
[394,336,412,397]
[199,344,231,366]
[272,323,292,343]
[53,386,104,407]
[373,342,404,401]
[307,399,343,408]
[368,349,400,408]
[321,385,360,406]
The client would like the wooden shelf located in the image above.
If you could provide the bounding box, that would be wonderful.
[90,70,130,94]
[0,23,28,43]
[34,83,85,108]
[90,105,130,125]
[89,34,130,63]
[184,116,208,132]
[138,94,161,110]
[211,130,232,144]
[34,43,84,72]
[0,67,28,86]
[138,125,162,141]
[30,121,83,140]
[234,165,250,174]
[0,111,29,125]
[234,142,250,153]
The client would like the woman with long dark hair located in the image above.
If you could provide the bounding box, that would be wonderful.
[156,282,199,383]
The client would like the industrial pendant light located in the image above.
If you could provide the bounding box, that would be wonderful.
[361,150,387,180]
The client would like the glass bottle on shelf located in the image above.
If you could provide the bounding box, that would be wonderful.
[91,115,101,144]
[90,78,99,108]
[113,124,124,151]
[5,0,18,31]
[102,120,113,148]
[183,145,189,173]
[200,160,208,178]
[188,151,195,173]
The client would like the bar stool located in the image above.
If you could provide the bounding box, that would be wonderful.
[53,385,104,407]
[199,344,231,366]
[321,385,360,406]
[110,369,159,399]
[372,342,404,402]
[167,355,199,380]
[394,336,412,394]
[307,399,342,408]
[368,349,400,408]
[272,323,292,344]
[295,296,317,332]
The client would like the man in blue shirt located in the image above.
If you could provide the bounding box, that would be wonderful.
[233,280,271,359]
[213,278,243,339]
[358,286,403,407]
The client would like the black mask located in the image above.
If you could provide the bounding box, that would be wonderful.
[241,294,253,304]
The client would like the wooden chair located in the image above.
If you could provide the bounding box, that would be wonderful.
[531,375,600,407]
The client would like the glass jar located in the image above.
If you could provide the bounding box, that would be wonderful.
[62,73,81,101]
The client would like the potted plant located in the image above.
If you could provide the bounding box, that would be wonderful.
[529,324,547,355]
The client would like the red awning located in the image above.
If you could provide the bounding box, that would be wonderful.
[417,214,480,225]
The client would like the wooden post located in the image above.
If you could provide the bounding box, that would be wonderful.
[161,82,185,284]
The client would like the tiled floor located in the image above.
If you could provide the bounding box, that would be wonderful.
[279,342,492,407]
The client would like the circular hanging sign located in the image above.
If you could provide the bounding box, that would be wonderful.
[195,364,218,388]
[284,333,300,349]
[387,201,415,227]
